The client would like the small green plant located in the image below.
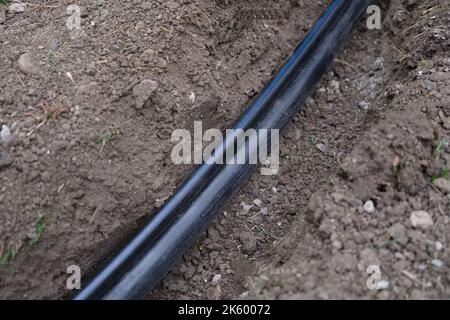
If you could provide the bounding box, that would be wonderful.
[1,215,49,270]
[417,58,430,70]
[310,135,318,145]
[152,67,162,76]
[29,215,48,246]
[0,0,6,5]
[434,138,448,159]
[432,164,449,182]
[0,247,16,268]
[96,127,120,152]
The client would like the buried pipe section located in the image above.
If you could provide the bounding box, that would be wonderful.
[73,0,373,300]
[74,0,350,300]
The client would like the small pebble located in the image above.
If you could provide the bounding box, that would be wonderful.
[253,198,262,207]
[18,53,41,75]
[189,92,196,104]
[211,274,222,286]
[329,79,340,92]
[240,202,253,215]
[431,259,444,268]
[377,280,390,290]
[8,3,26,14]
[316,143,328,154]
[410,211,433,230]
[358,101,370,111]
[363,200,376,214]
[1,125,12,143]
[417,264,427,272]
[66,72,74,83]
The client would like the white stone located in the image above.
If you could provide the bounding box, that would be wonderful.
[8,3,26,14]
[240,202,253,215]
[316,143,328,153]
[189,92,196,104]
[330,80,340,92]
[211,274,222,285]
[253,199,262,207]
[1,125,12,143]
[358,101,370,111]
[431,259,444,268]
[260,207,268,216]
[410,211,433,230]
[377,280,390,290]
[363,200,376,214]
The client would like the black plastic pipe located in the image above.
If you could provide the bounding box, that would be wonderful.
[73,0,372,300]
[73,0,349,301]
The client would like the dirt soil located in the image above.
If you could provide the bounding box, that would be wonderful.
[0,0,449,300]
